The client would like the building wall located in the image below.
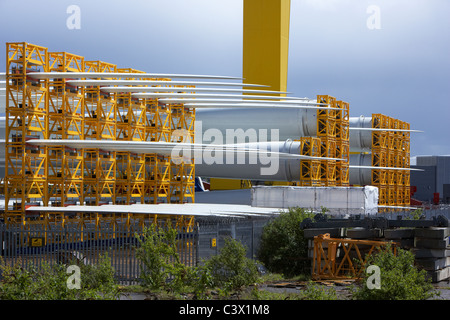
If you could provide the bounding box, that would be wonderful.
[411,165,436,202]
[412,156,450,202]
[436,157,450,197]
[444,184,450,203]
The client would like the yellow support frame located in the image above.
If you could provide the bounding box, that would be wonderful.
[98,149,116,205]
[144,154,158,204]
[5,42,49,219]
[316,95,345,187]
[312,233,397,280]
[156,156,171,202]
[297,137,321,186]
[46,52,85,209]
[371,114,411,209]
[3,42,196,227]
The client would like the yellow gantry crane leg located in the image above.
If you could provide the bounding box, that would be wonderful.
[243,0,290,95]
[212,0,291,190]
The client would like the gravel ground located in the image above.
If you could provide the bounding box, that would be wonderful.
[118,281,450,300]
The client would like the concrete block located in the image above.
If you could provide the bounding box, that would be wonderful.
[384,228,415,239]
[303,228,345,239]
[415,257,450,271]
[414,237,450,249]
[414,227,450,239]
[428,267,450,283]
[413,248,450,258]
[346,228,382,239]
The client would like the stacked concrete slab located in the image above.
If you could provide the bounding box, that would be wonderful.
[384,228,415,250]
[413,227,450,282]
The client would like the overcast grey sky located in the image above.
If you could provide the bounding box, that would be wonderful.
[0,0,449,156]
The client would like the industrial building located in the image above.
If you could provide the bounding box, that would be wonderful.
[411,156,450,204]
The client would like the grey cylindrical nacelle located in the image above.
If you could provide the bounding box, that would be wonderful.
[349,153,372,186]
[195,140,301,181]
[196,108,373,151]
[195,107,318,143]
[349,115,372,151]
[196,140,373,185]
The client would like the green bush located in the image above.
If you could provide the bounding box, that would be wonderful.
[135,224,261,298]
[204,237,260,293]
[302,281,338,300]
[79,253,119,299]
[0,254,119,300]
[0,262,44,300]
[135,224,190,293]
[352,245,439,300]
[186,263,215,300]
[257,207,315,277]
[247,287,304,300]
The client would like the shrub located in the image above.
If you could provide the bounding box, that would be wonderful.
[302,281,338,300]
[135,224,189,293]
[186,263,214,300]
[351,245,439,300]
[135,225,261,297]
[257,207,315,277]
[0,254,119,300]
[0,261,44,300]
[247,287,304,300]
[79,253,119,300]
[204,237,260,292]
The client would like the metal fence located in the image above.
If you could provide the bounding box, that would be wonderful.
[0,217,272,284]
[0,223,198,285]
[196,218,270,262]
[3,208,450,285]
[377,207,450,220]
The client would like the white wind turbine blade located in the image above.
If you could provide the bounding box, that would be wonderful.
[26,139,346,161]
[182,103,335,110]
[349,165,423,171]
[66,79,268,88]
[349,127,423,133]
[26,71,242,80]
[100,86,293,95]
[131,92,305,100]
